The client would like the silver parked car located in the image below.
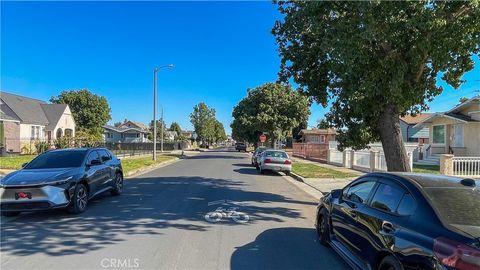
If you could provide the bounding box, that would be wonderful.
[257,150,292,175]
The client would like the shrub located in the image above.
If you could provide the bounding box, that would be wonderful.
[54,136,71,149]
[34,140,49,154]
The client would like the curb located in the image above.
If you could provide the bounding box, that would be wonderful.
[288,172,329,196]
[125,157,180,178]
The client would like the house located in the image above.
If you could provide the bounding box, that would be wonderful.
[292,128,337,161]
[181,130,194,140]
[103,121,150,143]
[414,96,480,157]
[0,91,76,154]
[399,113,431,144]
[164,130,177,141]
[297,128,337,143]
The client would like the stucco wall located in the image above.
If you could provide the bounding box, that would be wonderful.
[51,107,75,139]
[463,123,480,156]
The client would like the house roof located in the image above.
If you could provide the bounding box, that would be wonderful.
[119,120,148,130]
[400,113,433,125]
[41,104,68,130]
[446,96,480,114]
[0,91,49,125]
[104,125,149,134]
[298,128,337,136]
[0,91,70,129]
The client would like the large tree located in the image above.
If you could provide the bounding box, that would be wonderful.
[273,1,480,171]
[50,89,111,137]
[231,83,310,146]
[213,120,228,143]
[190,102,216,144]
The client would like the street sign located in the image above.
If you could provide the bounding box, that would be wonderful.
[259,134,267,143]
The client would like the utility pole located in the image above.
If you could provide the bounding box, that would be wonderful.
[153,68,157,161]
[152,64,174,161]
[161,106,164,153]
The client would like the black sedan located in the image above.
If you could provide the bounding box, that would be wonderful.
[316,172,480,270]
[0,147,123,216]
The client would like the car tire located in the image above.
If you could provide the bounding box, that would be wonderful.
[68,183,88,214]
[110,173,123,196]
[378,255,402,270]
[317,208,330,246]
[1,211,20,217]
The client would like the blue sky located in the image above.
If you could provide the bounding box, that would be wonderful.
[2,1,479,134]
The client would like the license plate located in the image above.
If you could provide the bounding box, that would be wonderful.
[15,192,32,200]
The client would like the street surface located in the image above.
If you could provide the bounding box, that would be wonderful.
[1,148,349,270]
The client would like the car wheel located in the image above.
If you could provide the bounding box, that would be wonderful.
[317,208,330,246]
[1,211,20,217]
[110,173,123,196]
[68,183,88,214]
[378,255,402,270]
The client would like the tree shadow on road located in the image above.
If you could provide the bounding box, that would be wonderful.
[1,175,316,257]
[230,227,350,270]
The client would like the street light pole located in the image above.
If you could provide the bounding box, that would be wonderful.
[160,105,164,153]
[152,64,174,161]
[153,68,158,161]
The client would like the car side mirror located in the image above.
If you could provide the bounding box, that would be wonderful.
[21,162,28,168]
[88,159,102,166]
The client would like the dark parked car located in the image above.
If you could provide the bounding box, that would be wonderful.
[316,172,480,270]
[0,148,123,216]
[235,142,247,152]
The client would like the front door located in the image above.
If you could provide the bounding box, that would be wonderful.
[452,124,464,147]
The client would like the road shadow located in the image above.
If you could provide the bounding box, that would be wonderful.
[1,175,315,257]
[187,154,244,160]
[230,227,350,270]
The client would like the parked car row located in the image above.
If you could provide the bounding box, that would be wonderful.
[250,147,292,175]
[316,172,480,270]
[0,148,124,217]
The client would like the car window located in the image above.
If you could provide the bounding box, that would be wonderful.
[24,150,87,169]
[370,183,405,213]
[396,193,416,216]
[264,151,288,158]
[344,181,376,204]
[98,149,111,162]
[86,151,100,164]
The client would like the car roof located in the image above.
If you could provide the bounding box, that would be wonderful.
[46,147,108,153]
[372,172,478,189]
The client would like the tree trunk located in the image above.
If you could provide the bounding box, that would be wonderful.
[377,105,411,172]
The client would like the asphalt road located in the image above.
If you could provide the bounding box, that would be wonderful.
[0,148,350,270]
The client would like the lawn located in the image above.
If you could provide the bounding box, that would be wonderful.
[0,155,37,169]
[292,163,358,178]
[121,155,177,174]
[412,164,440,174]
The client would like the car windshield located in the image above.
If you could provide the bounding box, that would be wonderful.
[25,150,87,169]
[255,148,266,153]
[264,151,288,158]
[424,187,480,226]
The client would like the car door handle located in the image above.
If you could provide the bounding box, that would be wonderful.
[381,221,395,235]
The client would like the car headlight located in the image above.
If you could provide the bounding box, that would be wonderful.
[45,176,73,186]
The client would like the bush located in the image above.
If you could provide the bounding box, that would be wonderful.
[34,140,49,154]
[74,130,103,147]
[54,136,71,149]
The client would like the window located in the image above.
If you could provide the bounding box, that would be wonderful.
[370,183,405,213]
[98,149,111,162]
[25,150,88,169]
[432,125,445,144]
[86,151,100,164]
[396,193,416,216]
[320,135,326,143]
[344,181,376,204]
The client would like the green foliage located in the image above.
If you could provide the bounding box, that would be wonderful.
[190,102,216,143]
[169,122,182,134]
[113,121,123,127]
[34,140,49,154]
[74,129,103,147]
[213,120,228,143]
[317,119,330,129]
[148,119,167,141]
[273,1,479,170]
[231,83,310,144]
[53,136,71,149]
[50,89,111,137]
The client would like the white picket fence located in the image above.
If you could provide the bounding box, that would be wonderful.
[353,151,370,170]
[329,149,343,166]
[327,148,412,172]
[452,157,480,177]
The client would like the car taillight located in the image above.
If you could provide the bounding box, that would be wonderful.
[284,160,292,164]
[433,237,480,270]
[264,159,272,163]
